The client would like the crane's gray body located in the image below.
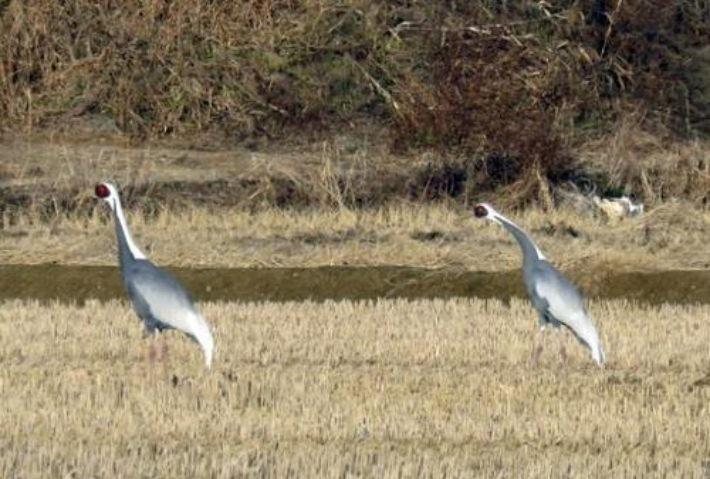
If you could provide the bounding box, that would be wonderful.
[493,211,604,364]
[526,260,585,334]
[113,209,195,336]
[122,261,193,335]
[504,218,581,328]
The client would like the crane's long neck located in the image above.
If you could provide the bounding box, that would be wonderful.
[111,196,146,269]
[496,215,545,269]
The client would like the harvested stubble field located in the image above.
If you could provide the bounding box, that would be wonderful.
[2,1,710,476]
[5,201,710,274]
[1,297,710,478]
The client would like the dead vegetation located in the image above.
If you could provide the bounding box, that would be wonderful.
[1,297,709,478]
[1,134,710,226]
[4,199,710,273]
[579,113,710,204]
[1,1,709,204]
[1,138,709,273]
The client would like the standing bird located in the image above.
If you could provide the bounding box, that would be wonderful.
[473,203,605,365]
[95,182,214,368]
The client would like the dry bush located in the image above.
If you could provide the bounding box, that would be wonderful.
[1,0,706,141]
[580,114,710,203]
[387,1,710,203]
[0,0,395,138]
[388,6,575,201]
[572,0,710,133]
[0,0,708,204]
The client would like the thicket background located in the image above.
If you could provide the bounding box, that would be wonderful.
[1,0,708,204]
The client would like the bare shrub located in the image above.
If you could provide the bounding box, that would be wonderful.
[0,1,708,203]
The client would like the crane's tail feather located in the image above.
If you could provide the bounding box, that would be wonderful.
[591,344,605,365]
[189,312,214,368]
[581,325,604,366]
[566,313,605,366]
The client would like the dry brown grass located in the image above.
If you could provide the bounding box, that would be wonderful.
[4,201,710,273]
[3,132,710,216]
[1,297,710,477]
[2,134,710,274]
[580,114,710,203]
[1,0,709,205]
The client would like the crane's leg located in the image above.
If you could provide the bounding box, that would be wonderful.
[159,337,169,362]
[143,325,159,365]
[151,330,170,363]
[556,327,568,364]
[147,340,158,364]
[529,325,547,365]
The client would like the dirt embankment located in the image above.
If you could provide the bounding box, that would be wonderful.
[2,130,710,223]
[0,135,561,217]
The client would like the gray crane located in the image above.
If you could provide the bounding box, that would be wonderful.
[95,182,214,368]
[474,203,605,365]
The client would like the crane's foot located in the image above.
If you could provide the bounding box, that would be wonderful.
[158,340,170,362]
[527,326,547,366]
[555,329,568,365]
[528,344,544,366]
[147,342,158,363]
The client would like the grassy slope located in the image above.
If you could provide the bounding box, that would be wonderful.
[1,1,709,204]
[1,297,709,477]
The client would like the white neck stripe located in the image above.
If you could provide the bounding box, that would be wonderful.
[112,196,147,260]
[492,212,546,261]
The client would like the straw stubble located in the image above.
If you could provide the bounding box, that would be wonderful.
[1,297,709,477]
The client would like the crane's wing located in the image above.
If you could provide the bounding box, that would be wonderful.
[124,260,215,367]
[532,262,604,363]
[126,261,201,336]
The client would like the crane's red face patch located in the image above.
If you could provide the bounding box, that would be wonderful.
[474,204,488,218]
[95,183,110,199]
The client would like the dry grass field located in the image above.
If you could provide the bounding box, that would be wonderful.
[5,200,710,273]
[3,133,710,273]
[2,2,709,475]
[1,297,710,478]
